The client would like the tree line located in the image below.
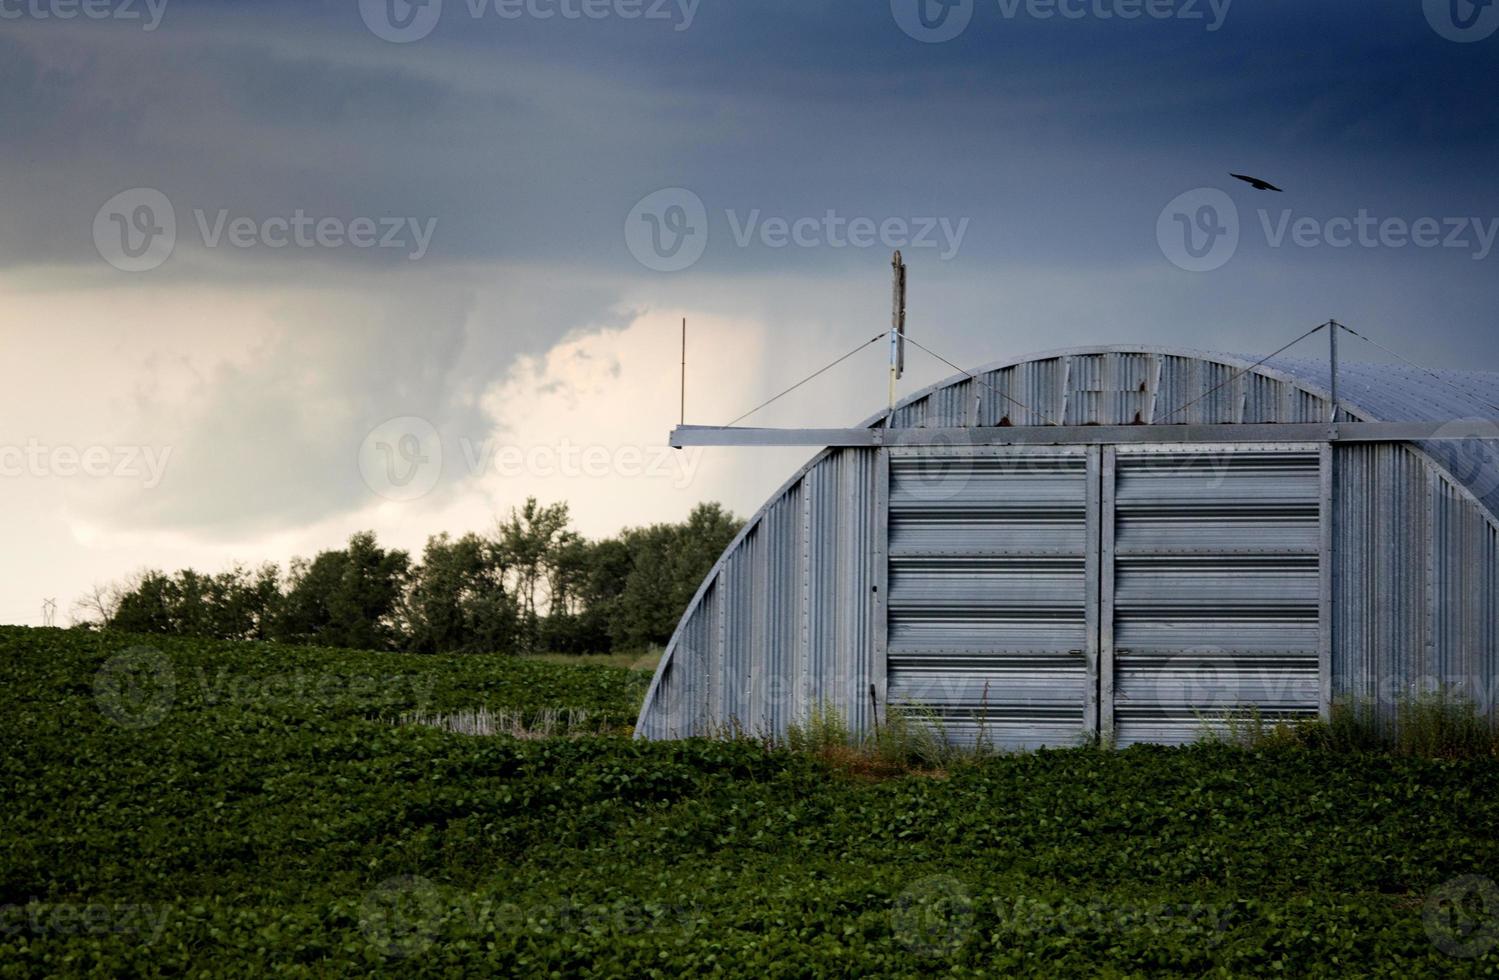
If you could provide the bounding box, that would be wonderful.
[77,500,741,654]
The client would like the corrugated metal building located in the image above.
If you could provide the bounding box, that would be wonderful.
[635,346,1499,748]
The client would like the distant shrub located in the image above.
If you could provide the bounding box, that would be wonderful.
[1208,690,1498,760]
[780,701,984,777]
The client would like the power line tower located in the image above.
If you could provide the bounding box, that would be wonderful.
[42,598,57,628]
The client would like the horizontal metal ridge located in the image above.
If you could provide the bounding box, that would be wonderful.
[671,422,1499,447]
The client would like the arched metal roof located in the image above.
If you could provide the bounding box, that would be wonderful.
[864,344,1499,522]
[1261,353,1499,522]
[637,344,1499,738]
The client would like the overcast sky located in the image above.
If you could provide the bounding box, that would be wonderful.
[3,0,1499,625]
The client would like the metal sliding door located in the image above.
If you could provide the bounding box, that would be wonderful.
[884,448,1099,749]
[1102,445,1325,746]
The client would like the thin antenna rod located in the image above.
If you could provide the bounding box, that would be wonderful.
[680,317,686,427]
[889,250,906,413]
[1329,318,1339,423]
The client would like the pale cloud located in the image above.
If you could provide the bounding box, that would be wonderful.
[474,307,785,537]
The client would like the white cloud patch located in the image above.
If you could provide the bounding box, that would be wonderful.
[472,307,796,538]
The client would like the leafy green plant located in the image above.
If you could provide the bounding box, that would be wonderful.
[783,701,987,776]
[783,699,853,757]
[5,626,1499,976]
[1205,691,1498,759]
[1397,690,1497,759]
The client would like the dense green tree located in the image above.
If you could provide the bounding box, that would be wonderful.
[495,499,578,652]
[110,565,281,641]
[273,532,410,650]
[401,532,518,653]
[610,503,742,649]
[110,571,176,635]
[87,502,739,655]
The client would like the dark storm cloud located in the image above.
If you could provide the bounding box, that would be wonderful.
[6,0,1499,542]
[5,1,1496,275]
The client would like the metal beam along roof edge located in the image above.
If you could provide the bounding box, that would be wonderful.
[671,422,1499,448]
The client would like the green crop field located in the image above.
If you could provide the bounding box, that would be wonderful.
[3,626,1498,977]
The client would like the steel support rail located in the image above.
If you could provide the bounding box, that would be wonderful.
[670,422,1499,448]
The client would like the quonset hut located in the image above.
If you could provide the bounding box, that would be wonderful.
[635,345,1499,748]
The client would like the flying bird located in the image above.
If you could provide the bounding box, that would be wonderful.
[1231,173,1283,192]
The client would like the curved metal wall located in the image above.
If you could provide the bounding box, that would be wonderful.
[635,446,881,740]
[637,347,1499,741]
[1333,443,1499,729]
